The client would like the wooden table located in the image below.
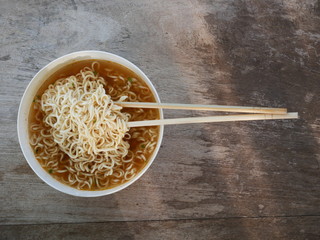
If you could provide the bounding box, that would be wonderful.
[1,0,319,239]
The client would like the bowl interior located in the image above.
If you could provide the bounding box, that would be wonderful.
[17,51,164,197]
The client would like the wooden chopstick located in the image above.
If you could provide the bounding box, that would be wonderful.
[115,102,287,114]
[127,112,298,128]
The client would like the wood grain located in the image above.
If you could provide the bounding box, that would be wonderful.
[1,217,320,240]
[0,0,319,238]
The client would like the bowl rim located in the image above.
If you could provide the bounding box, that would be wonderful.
[17,50,164,197]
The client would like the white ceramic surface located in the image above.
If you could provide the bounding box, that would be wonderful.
[17,51,164,197]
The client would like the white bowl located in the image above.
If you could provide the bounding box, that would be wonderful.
[17,51,164,197]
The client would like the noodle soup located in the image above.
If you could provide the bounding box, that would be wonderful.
[29,60,160,191]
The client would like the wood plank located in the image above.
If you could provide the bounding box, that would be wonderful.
[1,217,320,240]
[0,0,319,226]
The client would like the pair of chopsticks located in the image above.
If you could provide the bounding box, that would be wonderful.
[115,102,298,127]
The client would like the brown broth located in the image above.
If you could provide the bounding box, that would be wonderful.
[29,60,160,190]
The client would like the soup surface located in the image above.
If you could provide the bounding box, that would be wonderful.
[29,60,160,190]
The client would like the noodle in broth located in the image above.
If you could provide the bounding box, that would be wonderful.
[29,60,159,190]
